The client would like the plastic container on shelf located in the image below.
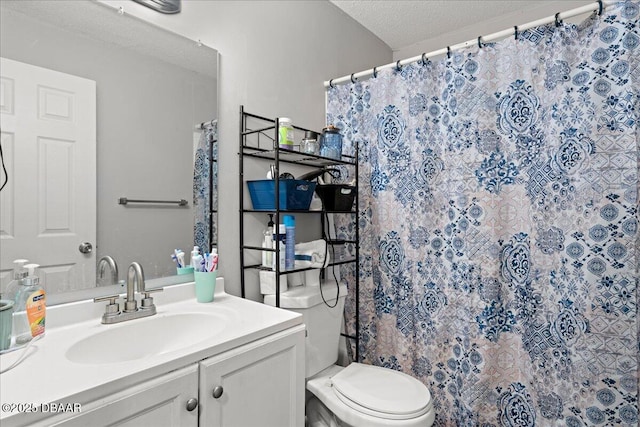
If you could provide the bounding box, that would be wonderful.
[247,179,316,210]
[278,118,295,151]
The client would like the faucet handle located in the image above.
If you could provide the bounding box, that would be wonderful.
[94,294,121,321]
[140,287,163,310]
[94,294,120,305]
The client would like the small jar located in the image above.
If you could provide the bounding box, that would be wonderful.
[278,117,295,151]
[300,130,319,155]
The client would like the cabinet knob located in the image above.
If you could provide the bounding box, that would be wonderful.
[212,386,224,399]
[186,398,198,411]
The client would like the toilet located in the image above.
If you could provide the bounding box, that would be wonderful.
[264,281,435,427]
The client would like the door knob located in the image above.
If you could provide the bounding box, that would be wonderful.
[186,398,198,411]
[79,242,93,254]
[212,386,224,399]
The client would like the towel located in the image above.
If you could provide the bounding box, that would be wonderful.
[295,239,331,268]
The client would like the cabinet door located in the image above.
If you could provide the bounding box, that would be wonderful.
[45,365,199,427]
[199,325,305,427]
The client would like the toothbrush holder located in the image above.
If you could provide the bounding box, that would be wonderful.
[194,271,217,303]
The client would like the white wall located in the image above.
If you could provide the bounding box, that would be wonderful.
[393,1,591,60]
[102,0,392,298]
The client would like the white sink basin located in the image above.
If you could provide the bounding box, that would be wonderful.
[66,313,225,364]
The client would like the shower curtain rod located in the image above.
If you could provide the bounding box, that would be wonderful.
[195,119,216,130]
[324,0,615,88]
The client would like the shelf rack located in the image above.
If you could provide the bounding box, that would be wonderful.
[238,105,360,361]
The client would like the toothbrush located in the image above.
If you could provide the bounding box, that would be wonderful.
[204,253,211,272]
[171,253,181,268]
[210,252,219,271]
[176,250,185,268]
[171,249,183,268]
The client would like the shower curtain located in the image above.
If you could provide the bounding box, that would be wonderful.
[327,2,638,425]
[193,120,218,252]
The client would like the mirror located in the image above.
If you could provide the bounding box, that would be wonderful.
[0,0,218,304]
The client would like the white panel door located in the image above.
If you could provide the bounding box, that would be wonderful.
[0,57,96,293]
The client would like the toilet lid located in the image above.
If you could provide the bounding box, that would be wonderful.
[330,363,432,420]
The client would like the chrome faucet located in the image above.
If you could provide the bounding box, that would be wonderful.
[93,262,162,324]
[97,255,118,287]
[125,262,143,312]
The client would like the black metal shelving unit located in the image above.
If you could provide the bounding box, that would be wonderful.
[239,105,360,361]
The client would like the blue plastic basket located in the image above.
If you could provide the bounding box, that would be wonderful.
[247,180,317,210]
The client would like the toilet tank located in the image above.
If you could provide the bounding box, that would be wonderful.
[264,281,348,378]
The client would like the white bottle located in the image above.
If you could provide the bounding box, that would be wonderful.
[261,215,274,268]
[272,224,286,270]
[13,264,46,345]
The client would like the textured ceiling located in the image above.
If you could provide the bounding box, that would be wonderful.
[1,0,217,76]
[329,0,593,52]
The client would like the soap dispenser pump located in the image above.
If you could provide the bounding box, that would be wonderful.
[13,263,46,344]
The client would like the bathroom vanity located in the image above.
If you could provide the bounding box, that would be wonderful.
[0,279,305,426]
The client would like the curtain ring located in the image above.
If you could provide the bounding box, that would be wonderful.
[597,0,603,16]
[350,73,357,84]
[447,46,451,59]
[372,66,378,78]
[477,36,483,49]
[329,79,335,88]
[555,12,562,27]
[396,60,402,71]
[421,53,428,66]
[514,25,519,40]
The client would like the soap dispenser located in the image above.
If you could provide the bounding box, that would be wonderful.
[13,263,46,344]
[5,259,29,303]
[262,214,275,268]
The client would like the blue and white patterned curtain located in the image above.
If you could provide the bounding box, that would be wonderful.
[193,121,218,252]
[327,2,638,425]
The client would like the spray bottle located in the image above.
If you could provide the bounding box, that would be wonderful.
[284,215,296,270]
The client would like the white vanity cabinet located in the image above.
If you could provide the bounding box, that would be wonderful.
[27,325,305,427]
[0,282,305,427]
[199,325,306,427]
[44,365,199,427]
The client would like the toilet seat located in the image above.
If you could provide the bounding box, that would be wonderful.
[307,364,435,427]
[330,363,432,420]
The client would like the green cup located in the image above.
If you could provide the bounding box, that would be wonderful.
[194,271,217,303]
[0,299,14,351]
[177,266,194,275]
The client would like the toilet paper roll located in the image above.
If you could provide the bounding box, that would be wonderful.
[259,271,288,295]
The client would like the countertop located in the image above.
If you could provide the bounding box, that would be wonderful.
[0,278,302,426]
